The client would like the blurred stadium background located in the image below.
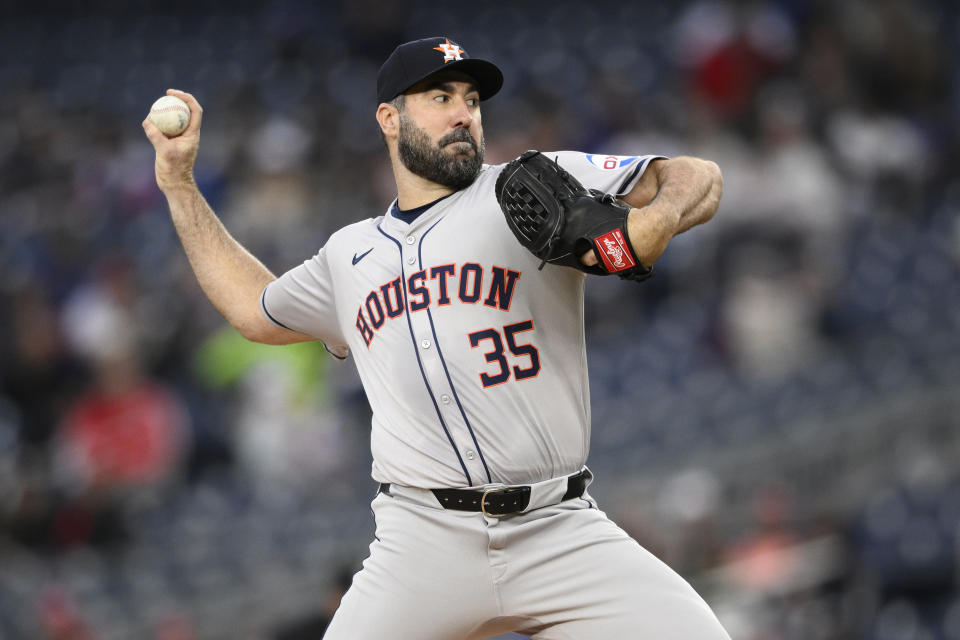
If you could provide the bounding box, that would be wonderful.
[1,0,959,638]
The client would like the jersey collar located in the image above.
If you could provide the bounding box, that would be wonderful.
[390,192,455,225]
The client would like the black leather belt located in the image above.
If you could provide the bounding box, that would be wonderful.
[379,469,590,517]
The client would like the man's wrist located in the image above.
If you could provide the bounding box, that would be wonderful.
[159,175,199,197]
[626,204,677,265]
[627,204,679,237]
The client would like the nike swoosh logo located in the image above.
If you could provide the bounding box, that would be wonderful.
[352,248,374,265]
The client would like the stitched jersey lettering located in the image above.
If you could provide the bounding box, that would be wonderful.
[380,278,404,318]
[356,263,522,346]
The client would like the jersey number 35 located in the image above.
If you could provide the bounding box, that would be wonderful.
[468,320,541,388]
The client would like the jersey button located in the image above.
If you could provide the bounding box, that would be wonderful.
[465,450,476,460]
[420,339,431,349]
[406,256,416,265]
[406,235,416,244]
[440,394,451,404]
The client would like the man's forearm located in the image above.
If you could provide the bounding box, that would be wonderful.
[164,183,277,337]
[626,157,722,265]
[143,90,309,345]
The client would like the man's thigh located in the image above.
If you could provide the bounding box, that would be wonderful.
[499,501,730,640]
[322,493,500,640]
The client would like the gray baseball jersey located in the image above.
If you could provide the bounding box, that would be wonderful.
[261,151,661,489]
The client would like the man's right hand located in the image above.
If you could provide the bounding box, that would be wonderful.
[142,89,203,194]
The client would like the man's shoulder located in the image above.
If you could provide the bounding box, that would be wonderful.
[488,150,584,164]
[320,215,388,265]
[329,215,387,242]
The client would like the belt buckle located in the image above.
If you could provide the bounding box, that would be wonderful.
[481,486,510,518]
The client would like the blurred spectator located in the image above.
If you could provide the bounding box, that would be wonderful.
[720,249,827,378]
[673,0,794,123]
[655,467,725,575]
[193,327,351,494]
[19,271,193,551]
[55,277,189,496]
[723,487,801,592]
[1,288,80,447]
[37,587,97,640]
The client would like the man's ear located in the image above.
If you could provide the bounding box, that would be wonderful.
[377,103,399,140]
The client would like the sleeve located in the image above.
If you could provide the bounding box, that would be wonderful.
[548,151,667,197]
[260,245,350,359]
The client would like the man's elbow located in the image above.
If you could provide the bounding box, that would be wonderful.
[709,160,723,188]
[234,319,267,344]
[232,314,278,344]
[236,315,309,345]
[703,160,723,221]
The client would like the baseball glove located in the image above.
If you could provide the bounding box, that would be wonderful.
[494,150,653,282]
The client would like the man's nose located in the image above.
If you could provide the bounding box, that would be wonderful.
[450,98,474,128]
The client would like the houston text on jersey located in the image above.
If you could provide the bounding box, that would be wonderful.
[355,263,521,347]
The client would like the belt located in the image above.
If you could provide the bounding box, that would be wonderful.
[378,468,591,517]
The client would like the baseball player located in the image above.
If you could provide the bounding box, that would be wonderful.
[143,37,728,640]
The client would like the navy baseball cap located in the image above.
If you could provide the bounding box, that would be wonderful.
[377,37,503,105]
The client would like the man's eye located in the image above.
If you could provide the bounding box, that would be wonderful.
[467,98,478,107]
[434,95,448,103]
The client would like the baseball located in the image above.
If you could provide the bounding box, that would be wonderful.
[148,95,190,137]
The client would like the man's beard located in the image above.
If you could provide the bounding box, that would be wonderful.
[397,114,484,190]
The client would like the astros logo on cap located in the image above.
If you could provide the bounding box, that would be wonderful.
[433,38,464,62]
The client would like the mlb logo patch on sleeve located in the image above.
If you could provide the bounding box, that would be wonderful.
[586,155,638,170]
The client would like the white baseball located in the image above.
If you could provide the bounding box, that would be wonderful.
[148,95,190,137]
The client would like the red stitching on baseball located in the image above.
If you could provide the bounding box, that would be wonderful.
[151,106,189,113]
